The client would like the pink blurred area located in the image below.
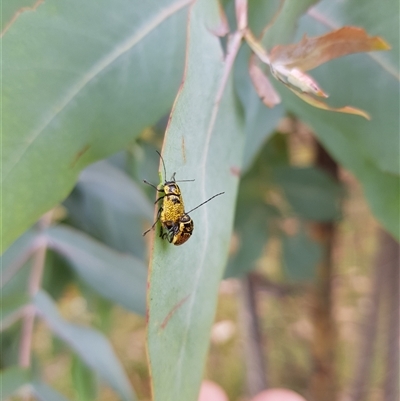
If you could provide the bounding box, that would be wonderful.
[198,382,308,401]
[198,381,229,401]
[252,388,308,401]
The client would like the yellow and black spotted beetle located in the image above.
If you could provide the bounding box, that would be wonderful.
[143,151,191,236]
[143,151,224,246]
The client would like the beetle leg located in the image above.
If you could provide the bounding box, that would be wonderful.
[143,207,163,236]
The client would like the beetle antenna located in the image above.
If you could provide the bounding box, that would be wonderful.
[156,150,167,182]
[185,192,225,215]
[156,153,195,183]
[143,179,158,190]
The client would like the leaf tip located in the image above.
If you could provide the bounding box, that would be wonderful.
[211,3,230,37]
[372,37,391,51]
[288,88,371,120]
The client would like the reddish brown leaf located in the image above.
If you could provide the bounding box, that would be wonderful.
[245,25,388,119]
[249,57,281,107]
[288,87,371,120]
[269,26,391,72]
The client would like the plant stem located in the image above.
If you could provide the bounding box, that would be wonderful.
[382,232,399,401]
[238,273,267,397]
[308,141,338,401]
[347,227,390,401]
[18,211,53,368]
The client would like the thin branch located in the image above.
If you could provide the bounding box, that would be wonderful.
[1,237,44,287]
[238,274,267,396]
[215,29,244,105]
[18,211,53,368]
[19,305,36,368]
[382,232,399,401]
[308,141,339,401]
[347,227,390,401]
[235,0,248,31]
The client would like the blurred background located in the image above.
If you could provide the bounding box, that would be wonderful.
[3,118,397,401]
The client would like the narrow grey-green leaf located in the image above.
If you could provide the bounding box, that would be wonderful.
[1,229,40,279]
[0,366,31,399]
[64,160,152,258]
[262,0,319,49]
[45,225,147,316]
[71,355,98,401]
[1,261,31,301]
[272,166,342,221]
[247,0,282,37]
[34,291,136,401]
[225,202,273,278]
[3,0,190,250]
[75,161,153,220]
[225,135,286,278]
[31,381,71,401]
[147,1,245,400]
[282,227,322,281]
[1,293,30,331]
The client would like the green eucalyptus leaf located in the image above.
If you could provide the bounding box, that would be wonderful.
[282,226,322,281]
[1,0,36,29]
[31,381,71,401]
[42,251,75,301]
[225,202,274,278]
[45,225,147,316]
[64,160,153,259]
[3,0,190,250]
[225,135,286,278]
[247,0,282,37]
[0,366,31,399]
[272,166,342,221]
[1,261,31,300]
[34,290,136,401]
[262,0,319,49]
[1,229,40,284]
[147,1,245,400]
[1,293,30,331]
[71,355,98,401]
